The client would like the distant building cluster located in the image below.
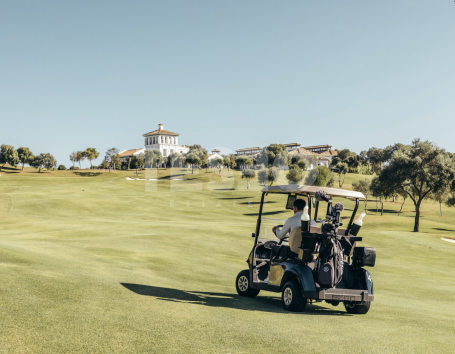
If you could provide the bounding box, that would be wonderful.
[235,144,338,168]
[119,123,338,168]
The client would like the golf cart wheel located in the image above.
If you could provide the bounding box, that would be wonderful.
[344,301,371,314]
[281,281,307,312]
[236,270,260,297]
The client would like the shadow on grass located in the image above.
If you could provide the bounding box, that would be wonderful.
[366,208,398,214]
[244,210,287,216]
[240,201,277,205]
[433,228,455,233]
[217,197,253,200]
[73,172,102,177]
[0,166,21,172]
[120,283,350,316]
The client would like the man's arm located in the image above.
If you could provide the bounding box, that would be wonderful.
[275,219,292,240]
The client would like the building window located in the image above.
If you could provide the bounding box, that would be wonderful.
[163,149,167,156]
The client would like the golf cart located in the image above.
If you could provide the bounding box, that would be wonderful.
[235,185,376,314]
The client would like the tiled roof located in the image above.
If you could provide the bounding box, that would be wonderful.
[284,143,301,147]
[143,129,179,137]
[235,147,262,152]
[289,148,318,156]
[319,150,338,156]
[301,144,332,149]
[119,149,144,157]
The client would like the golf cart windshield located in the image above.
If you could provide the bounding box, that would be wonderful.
[257,217,288,241]
[254,185,366,244]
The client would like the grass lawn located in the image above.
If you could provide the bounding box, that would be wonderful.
[0,167,454,353]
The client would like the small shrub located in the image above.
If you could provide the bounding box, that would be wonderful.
[242,170,256,189]
[286,166,304,184]
[58,165,67,170]
[69,166,79,170]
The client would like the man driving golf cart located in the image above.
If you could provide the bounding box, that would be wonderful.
[235,185,376,314]
[272,199,317,240]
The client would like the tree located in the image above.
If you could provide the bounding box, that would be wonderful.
[178,154,186,168]
[185,151,202,174]
[296,159,309,171]
[235,156,251,170]
[145,149,162,170]
[189,145,207,162]
[168,152,180,168]
[69,152,78,169]
[209,158,222,172]
[286,165,304,184]
[376,139,455,232]
[112,154,122,171]
[365,147,384,174]
[305,165,332,187]
[242,170,256,189]
[337,149,356,162]
[75,151,85,169]
[223,154,236,171]
[17,147,34,170]
[0,144,19,171]
[257,169,268,186]
[352,178,371,212]
[256,167,280,186]
[31,153,56,172]
[132,153,145,176]
[370,177,390,216]
[99,160,109,169]
[431,186,450,217]
[268,167,280,186]
[83,148,100,168]
[257,144,290,167]
[336,162,349,187]
[104,148,120,173]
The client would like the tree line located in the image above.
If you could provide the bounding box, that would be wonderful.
[4,139,455,233]
[349,139,455,232]
[0,145,57,173]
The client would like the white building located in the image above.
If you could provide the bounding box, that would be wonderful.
[119,148,145,163]
[207,149,223,161]
[143,123,190,158]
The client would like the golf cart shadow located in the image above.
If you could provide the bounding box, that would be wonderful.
[120,283,350,316]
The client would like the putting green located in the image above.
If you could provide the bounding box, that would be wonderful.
[0,168,454,353]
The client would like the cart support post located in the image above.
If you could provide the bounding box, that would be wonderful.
[254,192,266,244]
[307,193,311,233]
[346,198,360,236]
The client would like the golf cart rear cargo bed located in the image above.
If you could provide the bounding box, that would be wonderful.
[313,288,374,302]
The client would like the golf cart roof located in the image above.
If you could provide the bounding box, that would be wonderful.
[261,185,365,200]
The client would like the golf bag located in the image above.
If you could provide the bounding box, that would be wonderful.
[315,238,344,288]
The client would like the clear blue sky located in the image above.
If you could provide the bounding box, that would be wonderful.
[1,1,454,167]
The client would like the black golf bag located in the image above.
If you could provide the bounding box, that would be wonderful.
[315,237,344,288]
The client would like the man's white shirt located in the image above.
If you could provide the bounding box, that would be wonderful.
[275,211,303,240]
[275,211,317,240]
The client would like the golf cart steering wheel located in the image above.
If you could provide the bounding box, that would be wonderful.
[278,236,289,245]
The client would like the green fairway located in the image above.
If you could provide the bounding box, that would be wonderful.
[1,168,454,353]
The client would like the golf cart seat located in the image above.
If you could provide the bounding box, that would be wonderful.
[289,226,319,255]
